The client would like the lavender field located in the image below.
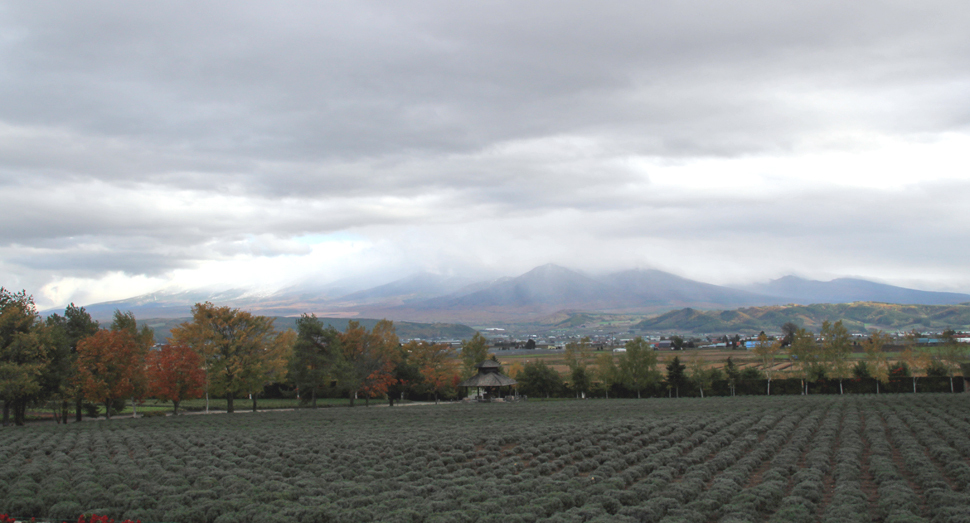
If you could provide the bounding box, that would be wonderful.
[2,395,970,523]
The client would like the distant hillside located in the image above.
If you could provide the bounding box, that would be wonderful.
[335,272,476,306]
[431,264,614,309]
[635,302,970,334]
[737,276,970,305]
[50,264,970,325]
[550,312,604,328]
[603,269,775,308]
[142,317,477,343]
[381,264,774,321]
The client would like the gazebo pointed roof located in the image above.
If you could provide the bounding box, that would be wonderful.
[458,372,518,387]
[457,359,517,388]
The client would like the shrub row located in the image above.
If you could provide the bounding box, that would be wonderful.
[718,399,834,521]
[820,402,869,523]
[670,407,812,522]
[3,396,970,522]
[768,403,844,522]
[883,404,970,522]
[863,405,925,521]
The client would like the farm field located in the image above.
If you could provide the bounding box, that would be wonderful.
[22,398,360,423]
[3,395,970,523]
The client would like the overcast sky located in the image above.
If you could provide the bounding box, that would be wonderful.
[3,1,970,309]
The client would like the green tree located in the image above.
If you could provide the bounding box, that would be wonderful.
[110,310,154,346]
[171,302,293,413]
[780,322,799,347]
[460,332,490,379]
[737,367,759,381]
[288,314,341,408]
[724,356,740,397]
[939,342,968,393]
[665,356,687,398]
[563,337,592,397]
[570,367,592,398]
[46,303,99,421]
[821,320,852,395]
[337,320,398,407]
[862,331,891,394]
[0,289,53,426]
[243,330,294,413]
[43,310,92,424]
[752,332,780,395]
[900,346,931,394]
[852,360,871,379]
[518,360,562,398]
[926,358,948,378]
[787,328,818,394]
[687,353,713,398]
[42,314,73,423]
[618,337,660,399]
[595,352,619,399]
[386,343,422,406]
[941,328,957,344]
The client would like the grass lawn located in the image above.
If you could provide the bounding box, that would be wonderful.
[25,396,357,421]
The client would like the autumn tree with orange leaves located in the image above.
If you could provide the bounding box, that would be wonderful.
[338,319,399,407]
[110,310,154,415]
[148,344,205,415]
[407,340,456,404]
[75,329,147,419]
[171,302,294,413]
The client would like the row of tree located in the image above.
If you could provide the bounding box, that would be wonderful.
[0,288,487,425]
[510,337,751,399]
[510,322,969,399]
[1,287,152,425]
[5,286,967,426]
[285,312,467,409]
[0,287,222,425]
[752,321,968,395]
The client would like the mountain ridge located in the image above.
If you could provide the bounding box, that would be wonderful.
[735,275,970,306]
[635,302,970,334]
[43,265,970,323]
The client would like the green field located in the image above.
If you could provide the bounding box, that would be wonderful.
[3,395,970,522]
[25,398,360,421]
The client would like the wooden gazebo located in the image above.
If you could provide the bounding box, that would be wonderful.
[458,360,517,400]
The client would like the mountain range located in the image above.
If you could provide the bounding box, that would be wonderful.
[737,276,970,306]
[634,302,970,334]
[58,264,970,323]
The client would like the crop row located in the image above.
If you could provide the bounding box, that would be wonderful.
[663,406,812,522]
[819,402,869,522]
[767,402,843,522]
[717,401,833,522]
[2,396,970,522]
[881,404,970,522]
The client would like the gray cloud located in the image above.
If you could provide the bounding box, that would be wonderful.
[1,1,969,306]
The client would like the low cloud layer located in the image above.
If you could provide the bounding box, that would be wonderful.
[2,1,969,309]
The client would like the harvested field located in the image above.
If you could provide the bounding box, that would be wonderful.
[2,395,970,522]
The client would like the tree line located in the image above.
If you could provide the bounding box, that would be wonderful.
[509,321,969,399]
[5,285,968,426]
[1,289,505,425]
